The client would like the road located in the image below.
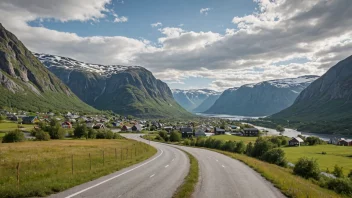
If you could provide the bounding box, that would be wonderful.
[49,134,189,198]
[51,134,285,198]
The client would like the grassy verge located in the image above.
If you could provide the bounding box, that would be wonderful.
[172,149,199,198]
[213,149,344,198]
[0,122,33,132]
[0,139,156,198]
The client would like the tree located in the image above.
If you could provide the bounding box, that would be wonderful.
[158,131,168,140]
[2,129,25,143]
[333,165,344,178]
[245,142,253,156]
[348,170,352,179]
[35,130,50,141]
[0,115,6,123]
[48,126,65,139]
[251,137,274,158]
[234,141,246,154]
[306,136,324,146]
[74,124,88,138]
[261,148,287,167]
[293,157,320,180]
[169,131,181,142]
[88,128,97,139]
[276,125,285,132]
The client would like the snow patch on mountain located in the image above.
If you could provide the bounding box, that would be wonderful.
[33,53,142,76]
[242,75,319,89]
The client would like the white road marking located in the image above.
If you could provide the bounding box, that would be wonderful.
[165,165,169,168]
[150,174,155,178]
[65,149,164,198]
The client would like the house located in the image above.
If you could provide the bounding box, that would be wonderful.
[132,124,142,132]
[337,139,352,146]
[22,116,39,124]
[230,125,238,130]
[214,128,225,135]
[195,129,206,137]
[289,137,304,146]
[163,126,173,133]
[242,128,259,136]
[112,122,121,127]
[7,114,18,121]
[180,127,193,138]
[93,123,105,130]
[61,121,72,129]
[121,125,128,132]
[86,123,95,128]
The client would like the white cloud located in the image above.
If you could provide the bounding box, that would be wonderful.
[0,0,351,91]
[151,22,162,27]
[200,8,211,15]
[178,24,184,27]
[113,15,128,23]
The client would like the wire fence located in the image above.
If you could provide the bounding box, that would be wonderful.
[0,142,152,197]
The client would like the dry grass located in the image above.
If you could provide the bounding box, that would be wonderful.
[0,139,156,198]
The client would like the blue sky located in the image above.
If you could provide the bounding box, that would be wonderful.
[1,0,350,91]
[29,0,257,42]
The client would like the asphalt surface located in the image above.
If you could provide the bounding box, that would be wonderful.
[51,134,285,198]
[49,134,189,198]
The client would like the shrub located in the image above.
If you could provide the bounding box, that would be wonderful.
[222,141,236,152]
[245,142,253,156]
[234,141,246,154]
[96,130,114,139]
[113,133,124,139]
[322,151,327,155]
[348,170,352,179]
[74,124,88,138]
[154,135,165,142]
[2,130,25,143]
[87,128,97,139]
[158,131,168,140]
[184,139,191,146]
[293,157,320,180]
[48,125,65,139]
[35,130,50,141]
[261,148,287,167]
[170,131,181,142]
[213,139,224,149]
[195,138,205,147]
[251,137,274,158]
[306,136,325,145]
[326,178,352,195]
[333,165,344,178]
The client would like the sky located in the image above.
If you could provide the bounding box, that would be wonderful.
[0,0,351,91]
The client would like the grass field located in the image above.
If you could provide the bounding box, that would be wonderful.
[0,132,5,138]
[211,135,258,144]
[0,122,33,132]
[0,139,156,198]
[283,145,352,175]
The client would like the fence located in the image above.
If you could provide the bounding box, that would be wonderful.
[0,142,152,197]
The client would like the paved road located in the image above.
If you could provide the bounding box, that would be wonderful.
[171,144,285,198]
[50,134,189,198]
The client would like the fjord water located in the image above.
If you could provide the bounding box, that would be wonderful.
[197,113,352,141]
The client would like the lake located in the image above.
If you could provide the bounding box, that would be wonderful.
[197,113,352,141]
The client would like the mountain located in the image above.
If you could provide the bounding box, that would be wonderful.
[205,75,319,116]
[34,53,192,118]
[271,55,352,121]
[172,89,221,112]
[0,23,97,113]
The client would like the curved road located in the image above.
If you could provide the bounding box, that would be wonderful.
[50,135,189,198]
[51,134,285,198]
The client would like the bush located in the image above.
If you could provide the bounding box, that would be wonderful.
[2,130,25,143]
[96,130,114,139]
[154,135,165,142]
[88,128,97,139]
[158,130,169,141]
[326,178,352,195]
[170,131,181,142]
[234,141,246,154]
[261,148,287,167]
[348,170,352,179]
[222,141,236,152]
[74,124,88,138]
[251,137,274,158]
[322,151,327,155]
[113,133,124,139]
[195,137,205,147]
[333,165,344,178]
[213,139,224,149]
[245,142,253,156]
[306,136,325,145]
[35,130,50,141]
[48,125,65,139]
[293,157,320,180]
[184,139,191,146]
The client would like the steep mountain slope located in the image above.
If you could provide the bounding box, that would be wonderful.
[271,55,352,121]
[205,76,319,116]
[34,53,192,118]
[172,89,221,112]
[0,23,97,113]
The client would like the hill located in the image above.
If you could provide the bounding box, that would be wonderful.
[0,23,97,113]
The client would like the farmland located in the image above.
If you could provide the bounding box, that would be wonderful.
[211,134,258,144]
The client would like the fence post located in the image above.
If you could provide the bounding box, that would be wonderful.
[89,153,92,171]
[16,162,20,189]
[103,150,105,166]
[120,149,123,160]
[130,147,132,158]
[126,148,129,159]
[115,148,117,160]
[135,146,137,156]
[71,155,74,175]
